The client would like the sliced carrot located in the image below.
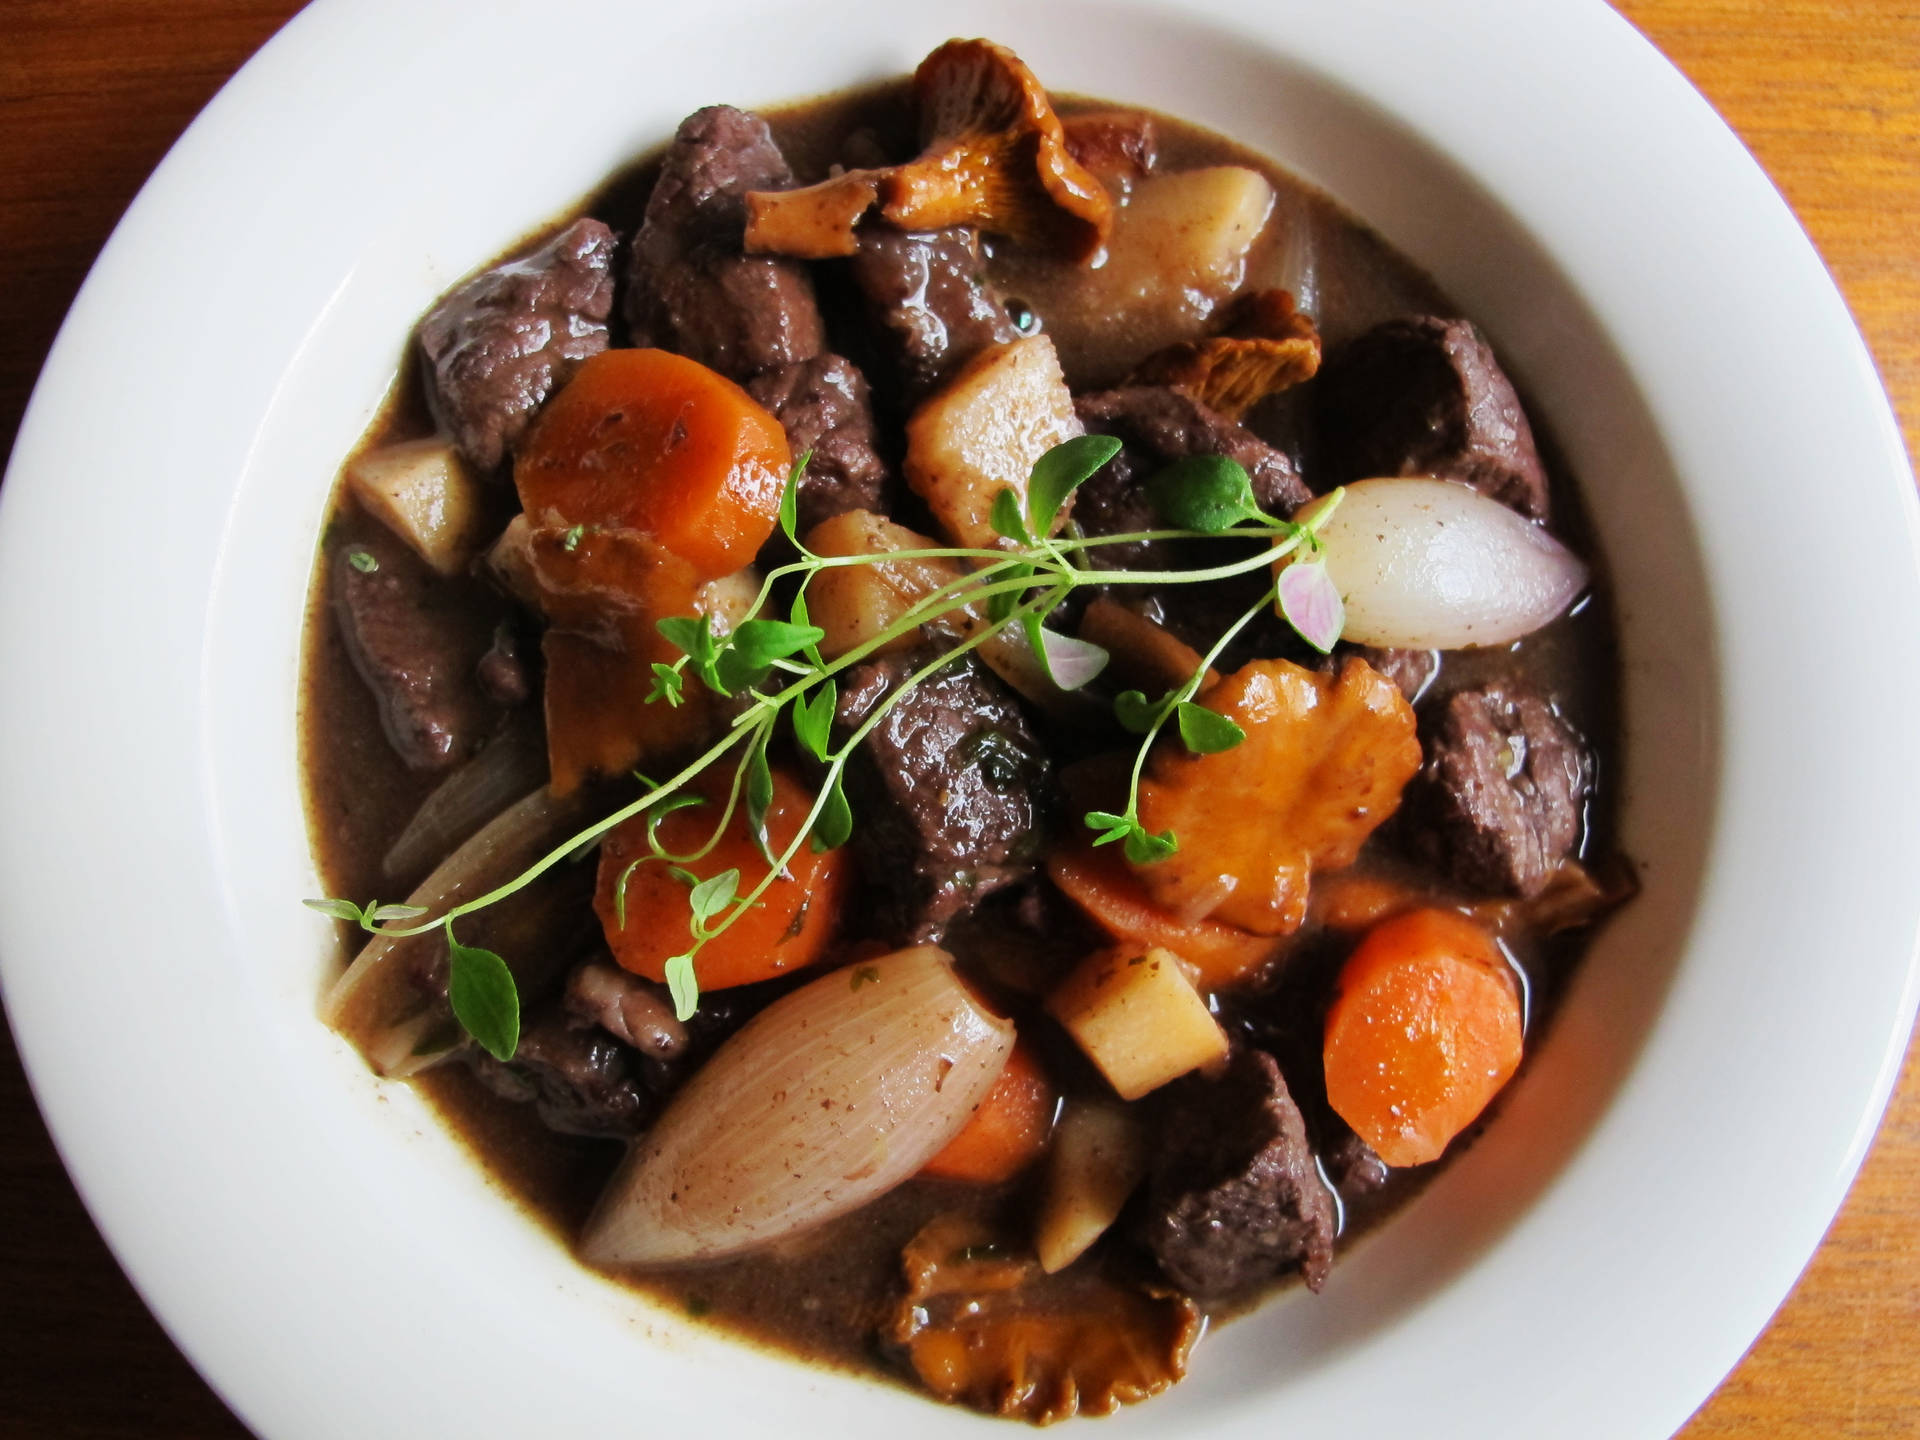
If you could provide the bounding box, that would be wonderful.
[515,347,790,581]
[594,766,845,991]
[1322,908,1523,1168]
[921,1041,1057,1183]
[1048,842,1281,992]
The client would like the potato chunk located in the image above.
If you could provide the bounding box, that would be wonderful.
[904,334,1082,549]
[1035,1098,1148,1274]
[803,510,967,659]
[1048,946,1228,1101]
[346,437,484,576]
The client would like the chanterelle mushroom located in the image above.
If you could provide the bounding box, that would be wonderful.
[745,39,1113,263]
[1128,289,1323,421]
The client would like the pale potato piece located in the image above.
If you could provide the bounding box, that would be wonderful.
[694,568,761,638]
[1048,945,1229,1101]
[1111,166,1275,298]
[1034,1098,1148,1274]
[904,335,1083,549]
[803,510,968,659]
[346,437,484,576]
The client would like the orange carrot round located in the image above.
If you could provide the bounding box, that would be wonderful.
[1048,842,1281,992]
[922,1041,1057,1183]
[516,347,790,580]
[1322,908,1523,1167]
[594,767,844,991]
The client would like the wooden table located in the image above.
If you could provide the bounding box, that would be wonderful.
[1,3,1914,1435]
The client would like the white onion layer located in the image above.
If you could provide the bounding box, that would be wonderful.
[1294,478,1589,649]
[582,946,1014,1268]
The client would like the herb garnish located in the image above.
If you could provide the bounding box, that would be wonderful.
[310,444,1343,1051]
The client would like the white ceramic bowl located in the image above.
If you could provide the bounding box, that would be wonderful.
[3,2,1916,1436]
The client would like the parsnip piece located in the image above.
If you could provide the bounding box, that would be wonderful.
[804,510,968,659]
[346,437,484,576]
[1035,1098,1148,1273]
[1048,946,1228,1101]
[484,513,539,608]
[904,335,1083,549]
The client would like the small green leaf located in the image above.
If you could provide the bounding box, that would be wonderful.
[688,868,740,927]
[304,897,370,924]
[779,450,812,544]
[561,523,586,553]
[1276,555,1346,654]
[1026,433,1122,536]
[347,549,379,574]
[647,662,686,708]
[667,865,701,888]
[369,903,428,922]
[657,615,725,693]
[1112,690,1162,735]
[1176,701,1248,754]
[1024,622,1109,690]
[1083,810,1134,847]
[745,741,775,862]
[789,589,825,667]
[987,560,1035,624]
[849,964,881,991]
[792,680,837,761]
[731,618,827,665]
[663,953,699,1021]
[446,925,520,1061]
[810,776,853,853]
[1148,455,1263,533]
[989,487,1032,545]
[1123,826,1178,865]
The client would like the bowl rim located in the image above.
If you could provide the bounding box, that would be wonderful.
[2,1,1917,1437]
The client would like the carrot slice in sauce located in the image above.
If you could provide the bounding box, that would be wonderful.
[921,1040,1057,1183]
[1322,908,1523,1167]
[594,767,845,991]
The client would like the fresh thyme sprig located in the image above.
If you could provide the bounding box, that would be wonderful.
[309,441,1345,1049]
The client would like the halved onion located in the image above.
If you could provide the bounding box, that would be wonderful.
[1290,478,1588,649]
[322,785,589,1075]
[582,946,1014,1268]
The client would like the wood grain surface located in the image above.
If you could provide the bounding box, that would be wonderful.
[0,3,1914,1436]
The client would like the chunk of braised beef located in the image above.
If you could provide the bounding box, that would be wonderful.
[1074,385,1311,567]
[563,959,687,1060]
[626,105,825,379]
[1321,1130,1391,1197]
[836,650,1051,944]
[1404,684,1592,897]
[475,622,533,706]
[1312,315,1550,521]
[1141,1047,1336,1296]
[847,226,1021,402]
[417,217,615,474]
[1347,646,1439,706]
[745,353,890,532]
[331,530,500,772]
[466,1006,653,1138]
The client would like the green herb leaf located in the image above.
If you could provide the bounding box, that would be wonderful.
[745,741,775,862]
[850,964,881,991]
[562,523,586,554]
[303,897,371,925]
[1147,455,1264,534]
[715,618,827,696]
[347,549,379,574]
[1123,825,1178,864]
[789,589,825,667]
[987,560,1034,624]
[446,924,519,1061]
[369,903,428,922]
[792,680,838,762]
[1026,433,1122,536]
[1176,701,1247,754]
[663,953,699,1021]
[657,615,725,693]
[1083,810,1135,847]
[1112,690,1162,735]
[779,450,812,545]
[688,868,740,929]
[989,487,1032,545]
[810,776,853,853]
[647,662,686,708]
